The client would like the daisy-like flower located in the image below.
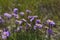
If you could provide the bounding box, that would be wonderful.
[4,13,12,19]
[20,12,24,16]
[13,8,18,14]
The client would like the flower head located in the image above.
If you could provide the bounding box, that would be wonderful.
[2,32,7,39]
[0,19,5,24]
[46,19,55,26]
[12,14,19,19]
[19,20,23,25]
[33,25,37,30]
[13,8,18,14]
[28,16,33,19]
[20,12,24,16]
[28,16,38,22]
[26,9,32,14]
[6,31,10,37]
[15,20,23,25]
[47,29,53,35]
[35,24,43,29]
[30,17,34,22]
[50,21,55,26]
[15,20,19,24]
[2,30,10,39]
[4,13,12,19]
[35,19,41,24]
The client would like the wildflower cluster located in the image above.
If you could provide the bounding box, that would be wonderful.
[0,8,56,40]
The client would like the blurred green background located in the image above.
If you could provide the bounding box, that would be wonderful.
[0,0,60,21]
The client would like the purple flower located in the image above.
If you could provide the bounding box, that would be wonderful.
[35,24,43,29]
[46,19,55,26]
[2,33,7,39]
[0,19,4,24]
[15,20,23,25]
[33,25,37,30]
[4,13,12,19]
[13,8,18,14]
[19,20,23,25]
[6,31,10,37]
[35,19,41,24]
[2,30,10,39]
[38,24,43,29]
[15,15,19,19]
[28,16,33,19]
[12,14,19,19]
[26,9,32,13]
[28,16,38,19]
[50,21,55,26]
[30,17,34,22]
[15,20,19,24]
[28,16,38,22]
[12,13,17,17]
[47,29,53,35]
[20,12,24,16]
